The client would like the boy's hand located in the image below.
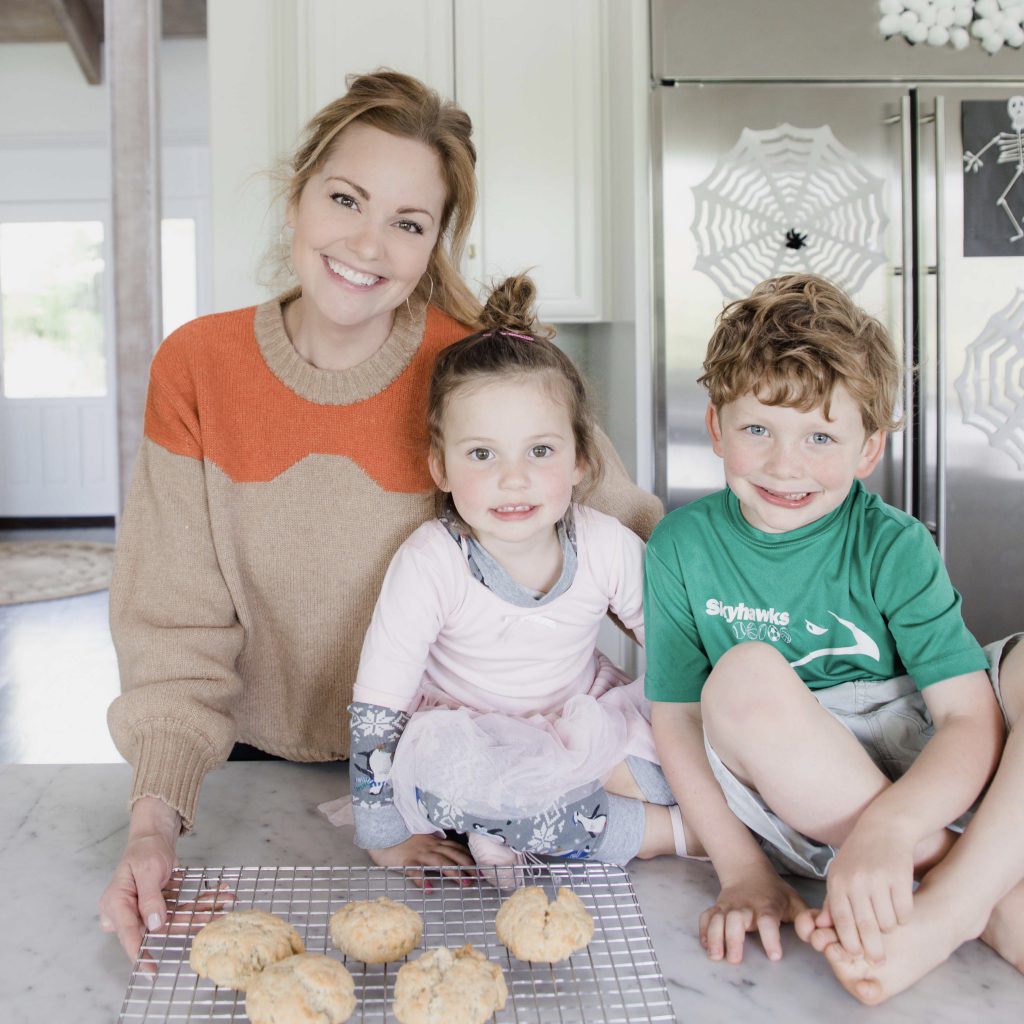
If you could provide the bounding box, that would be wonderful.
[700,863,809,963]
[820,819,914,964]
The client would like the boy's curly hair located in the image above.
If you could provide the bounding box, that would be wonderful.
[698,274,904,435]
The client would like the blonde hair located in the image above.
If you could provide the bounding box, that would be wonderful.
[271,70,481,325]
[428,274,604,526]
[699,274,903,435]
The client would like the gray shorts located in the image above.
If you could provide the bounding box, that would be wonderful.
[704,633,1022,880]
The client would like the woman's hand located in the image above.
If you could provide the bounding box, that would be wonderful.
[700,863,809,964]
[369,834,476,890]
[99,796,180,962]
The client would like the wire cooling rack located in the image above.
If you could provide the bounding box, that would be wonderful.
[117,862,676,1023]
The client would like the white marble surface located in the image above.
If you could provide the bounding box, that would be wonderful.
[2,761,1021,1023]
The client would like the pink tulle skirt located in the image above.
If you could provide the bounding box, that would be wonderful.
[391,659,657,832]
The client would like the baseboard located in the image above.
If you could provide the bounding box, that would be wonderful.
[0,516,116,529]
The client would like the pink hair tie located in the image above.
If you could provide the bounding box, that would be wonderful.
[497,328,534,342]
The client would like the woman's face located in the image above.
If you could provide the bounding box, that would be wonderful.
[288,122,446,339]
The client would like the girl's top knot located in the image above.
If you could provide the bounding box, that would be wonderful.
[477,273,554,341]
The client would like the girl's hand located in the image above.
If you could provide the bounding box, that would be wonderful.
[699,864,809,964]
[99,797,180,962]
[368,834,476,890]
[817,821,914,964]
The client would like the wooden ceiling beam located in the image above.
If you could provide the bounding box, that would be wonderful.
[46,0,102,85]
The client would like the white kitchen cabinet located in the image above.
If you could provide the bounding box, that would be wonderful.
[454,0,605,320]
[208,0,606,320]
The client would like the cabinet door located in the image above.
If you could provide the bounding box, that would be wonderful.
[455,0,604,321]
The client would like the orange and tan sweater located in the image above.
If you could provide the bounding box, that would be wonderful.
[107,294,663,831]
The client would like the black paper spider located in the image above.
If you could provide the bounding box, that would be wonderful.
[785,228,808,250]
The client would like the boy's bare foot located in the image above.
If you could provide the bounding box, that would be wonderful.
[980,879,1024,973]
[807,879,988,1005]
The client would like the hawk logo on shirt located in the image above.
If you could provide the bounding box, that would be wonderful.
[790,612,881,668]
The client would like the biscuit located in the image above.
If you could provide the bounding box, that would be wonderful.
[245,953,356,1024]
[495,885,594,962]
[329,897,423,963]
[189,909,305,990]
[392,945,507,1024]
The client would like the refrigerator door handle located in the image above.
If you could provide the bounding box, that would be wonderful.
[899,94,915,516]
[932,95,947,559]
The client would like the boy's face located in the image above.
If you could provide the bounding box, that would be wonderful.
[706,384,885,534]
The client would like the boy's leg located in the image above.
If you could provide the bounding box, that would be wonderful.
[816,637,1024,1004]
[701,642,950,867]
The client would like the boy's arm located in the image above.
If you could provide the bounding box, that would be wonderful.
[824,668,1003,959]
[652,702,809,964]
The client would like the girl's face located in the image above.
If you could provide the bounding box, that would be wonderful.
[429,376,584,556]
[287,122,446,341]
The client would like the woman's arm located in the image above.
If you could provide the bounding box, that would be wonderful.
[108,437,245,834]
[584,427,663,542]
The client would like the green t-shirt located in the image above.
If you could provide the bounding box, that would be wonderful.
[644,481,987,703]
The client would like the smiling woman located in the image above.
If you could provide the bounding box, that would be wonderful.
[98,69,663,966]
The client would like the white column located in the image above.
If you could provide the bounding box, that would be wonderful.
[106,0,162,513]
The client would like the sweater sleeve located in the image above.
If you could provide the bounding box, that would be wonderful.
[107,346,245,833]
[584,427,664,542]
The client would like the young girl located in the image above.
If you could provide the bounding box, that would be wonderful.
[336,274,695,883]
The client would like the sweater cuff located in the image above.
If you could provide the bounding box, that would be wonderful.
[127,722,223,834]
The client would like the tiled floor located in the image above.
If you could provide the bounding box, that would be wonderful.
[0,526,122,764]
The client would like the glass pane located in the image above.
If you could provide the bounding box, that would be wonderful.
[0,221,106,399]
[161,217,197,338]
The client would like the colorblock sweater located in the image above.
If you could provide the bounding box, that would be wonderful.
[107,293,664,831]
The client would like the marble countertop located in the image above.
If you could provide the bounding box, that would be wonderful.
[2,761,1020,1023]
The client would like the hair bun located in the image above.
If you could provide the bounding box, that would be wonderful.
[478,274,541,336]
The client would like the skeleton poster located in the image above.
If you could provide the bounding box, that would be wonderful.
[962,98,1024,258]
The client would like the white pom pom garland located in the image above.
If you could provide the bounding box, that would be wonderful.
[879,0,1024,50]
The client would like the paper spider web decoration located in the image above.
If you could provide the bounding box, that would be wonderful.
[954,288,1024,470]
[692,123,889,299]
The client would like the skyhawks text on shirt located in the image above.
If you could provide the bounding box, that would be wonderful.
[705,598,792,644]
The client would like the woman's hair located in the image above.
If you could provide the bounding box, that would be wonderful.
[269,70,481,325]
[427,274,604,524]
[698,274,904,435]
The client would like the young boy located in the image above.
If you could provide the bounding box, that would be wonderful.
[644,274,1024,1004]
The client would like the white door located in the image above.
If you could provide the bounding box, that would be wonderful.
[0,202,118,517]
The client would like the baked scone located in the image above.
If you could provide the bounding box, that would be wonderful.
[329,897,423,963]
[392,945,507,1024]
[189,909,305,990]
[245,953,356,1024]
[495,885,594,962]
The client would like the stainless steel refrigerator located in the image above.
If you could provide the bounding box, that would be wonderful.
[651,0,1024,644]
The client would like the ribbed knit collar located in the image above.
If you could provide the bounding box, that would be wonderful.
[253,286,428,406]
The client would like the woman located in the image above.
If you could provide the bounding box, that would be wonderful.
[98,71,662,962]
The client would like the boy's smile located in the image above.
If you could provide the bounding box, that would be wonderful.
[706,385,886,534]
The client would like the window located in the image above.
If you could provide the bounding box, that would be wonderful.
[0,216,200,400]
[0,221,106,399]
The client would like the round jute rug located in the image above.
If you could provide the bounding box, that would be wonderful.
[0,540,115,606]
